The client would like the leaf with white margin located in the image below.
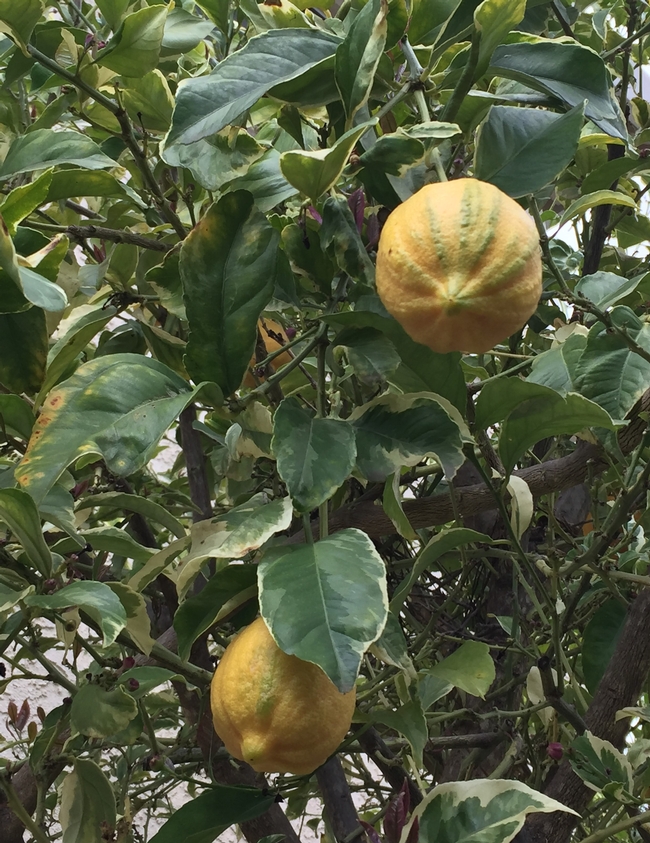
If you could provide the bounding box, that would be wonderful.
[350,392,469,482]
[259,527,388,692]
[507,475,533,540]
[25,581,127,646]
[176,494,293,599]
[569,731,635,803]
[399,779,579,843]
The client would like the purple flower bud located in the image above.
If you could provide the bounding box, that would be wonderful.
[127,678,140,692]
[547,742,563,761]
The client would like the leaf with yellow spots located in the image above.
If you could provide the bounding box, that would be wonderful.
[17,354,209,503]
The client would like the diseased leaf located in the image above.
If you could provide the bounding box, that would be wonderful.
[16,354,200,503]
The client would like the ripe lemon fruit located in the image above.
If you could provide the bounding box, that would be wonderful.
[375,178,543,354]
[210,617,356,775]
[243,319,293,388]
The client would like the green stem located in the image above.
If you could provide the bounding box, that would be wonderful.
[241,322,328,407]
[27,45,119,114]
[580,811,650,843]
[0,775,51,843]
[15,635,77,695]
[440,32,481,123]
[601,18,650,59]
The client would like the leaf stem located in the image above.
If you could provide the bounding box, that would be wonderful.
[580,811,650,843]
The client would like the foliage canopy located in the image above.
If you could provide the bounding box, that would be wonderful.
[2,1,650,843]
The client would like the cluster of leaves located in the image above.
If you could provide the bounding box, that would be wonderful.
[2,0,650,842]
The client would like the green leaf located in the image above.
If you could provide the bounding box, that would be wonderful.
[119,666,184,698]
[359,131,425,177]
[18,265,68,312]
[475,103,584,197]
[382,472,418,540]
[474,0,525,76]
[581,156,639,195]
[226,148,299,213]
[25,581,128,645]
[46,169,137,203]
[108,582,155,656]
[350,392,468,482]
[96,5,168,77]
[371,699,427,766]
[95,0,131,31]
[127,536,190,593]
[336,327,401,385]
[582,599,626,694]
[335,0,388,127]
[174,564,258,661]
[70,683,138,738]
[404,779,578,843]
[121,71,174,133]
[0,488,52,577]
[35,306,117,410]
[195,0,229,32]
[60,760,116,843]
[370,611,416,677]
[149,785,276,843]
[0,130,116,179]
[0,169,53,234]
[177,495,292,598]
[324,307,466,411]
[163,130,264,193]
[16,354,198,503]
[165,29,340,148]
[418,673,453,710]
[180,192,279,394]
[0,394,34,440]
[320,196,375,286]
[569,731,634,801]
[162,8,215,53]
[84,492,186,539]
[272,397,357,513]
[0,0,43,54]
[490,41,627,140]
[258,528,388,692]
[573,307,650,419]
[575,271,642,311]
[0,583,34,613]
[427,640,495,698]
[560,189,636,225]
[0,307,47,394]
[280,122,372,203]
[499,390,617,474]
[390,528,492,611]
[52,528,153,564]
[526,331,586,394]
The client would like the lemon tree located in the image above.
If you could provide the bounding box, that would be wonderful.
[2,2,650,843]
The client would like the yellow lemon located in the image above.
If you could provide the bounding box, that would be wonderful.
[375,178,543,354]
[210,617,356,775]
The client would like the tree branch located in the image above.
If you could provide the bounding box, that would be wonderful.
[27,222,173,252]
[316,756,363,842]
